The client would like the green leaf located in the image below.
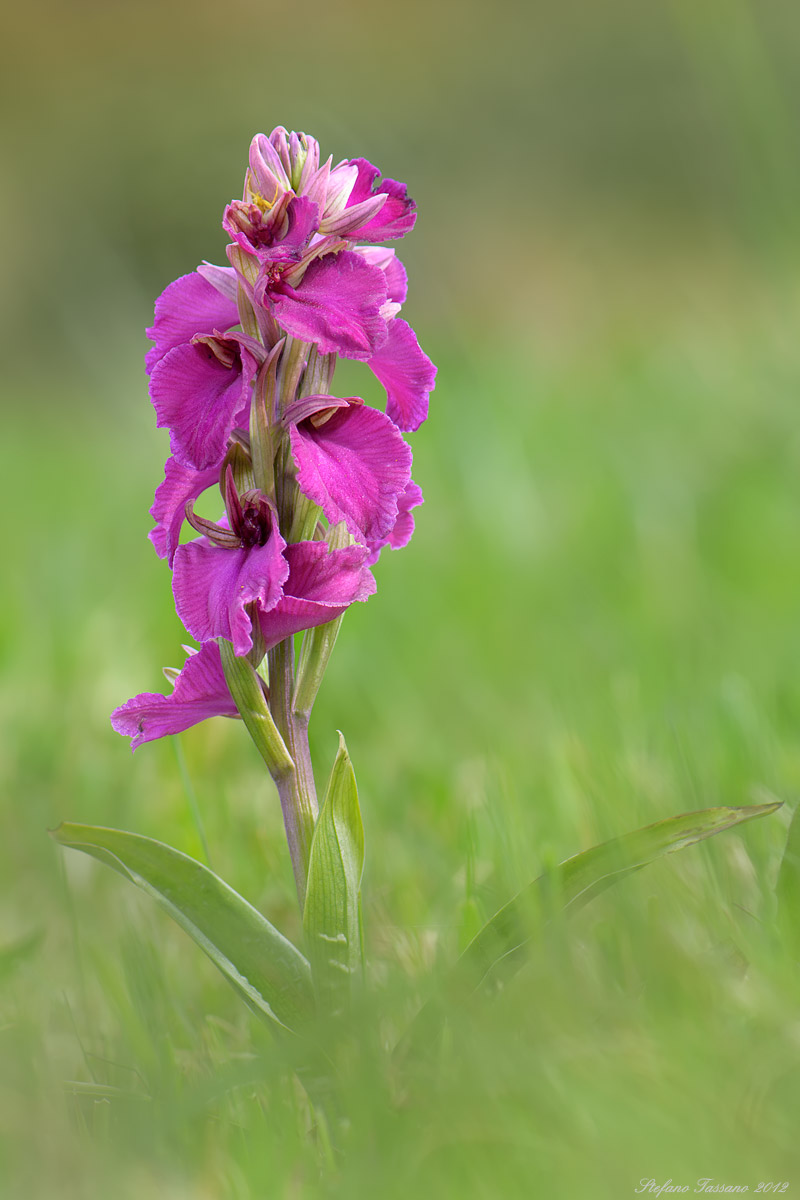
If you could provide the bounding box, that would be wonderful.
[51,823,313,1034]
[399,802,781,1059]
[458,802,782,992]
[303,733,365,1014]
[775,802,800,953]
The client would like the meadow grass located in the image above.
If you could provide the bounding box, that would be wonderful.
[3,287,800,1197]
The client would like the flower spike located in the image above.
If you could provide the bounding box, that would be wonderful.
[119,125,434,910]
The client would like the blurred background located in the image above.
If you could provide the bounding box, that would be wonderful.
[4,0,800,1195]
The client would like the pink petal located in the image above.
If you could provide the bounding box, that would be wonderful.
[357,247,408,306]
[277,196,320,257]
[320,193,387,236]
[145,272,240,375]
[149,457,220,566]
[343,158,416,242]
[366,480,424,565]
[173,523,289,657]
[268,251,388,361]
[249,133,290,194]
[367,319,436,432]
[288,399,412,543]
[149,336,258,471]
[257,542,376,650]
[111,642,239,751]
[197,262,240,304]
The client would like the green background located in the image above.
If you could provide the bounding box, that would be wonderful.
[3,0,800,1195]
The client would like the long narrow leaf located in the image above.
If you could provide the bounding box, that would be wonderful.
[400,801,781,1057]
[303,734,365,1014]
[51,823,313,1034]
[775,802,800,954]
[458,802,781,991]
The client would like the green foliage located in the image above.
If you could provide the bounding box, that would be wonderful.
[303,734,365,1014]
[775,802,800,955]
[8,260,800,1196]
[458,802,781,992]
[9,1,800,1189]
[50,823,313,1035]
[6,317,800,1195]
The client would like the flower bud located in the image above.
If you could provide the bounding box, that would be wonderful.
[248,134,289,203]
[268,127,320,193]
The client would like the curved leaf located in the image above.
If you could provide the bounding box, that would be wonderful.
[51,823,313,1033]
[399,802,781,1056]
[775,802,800,954]
[458,802,782,991]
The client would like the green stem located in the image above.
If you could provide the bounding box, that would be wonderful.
[219,639,317,902]
[268,637,319,905]
[250,344,283,499]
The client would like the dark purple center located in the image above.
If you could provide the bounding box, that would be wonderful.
[239,505,270,549]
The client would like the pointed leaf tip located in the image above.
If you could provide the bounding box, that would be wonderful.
[459,802,783,993]
[303,733,365,1014]
[398,801,782,1059]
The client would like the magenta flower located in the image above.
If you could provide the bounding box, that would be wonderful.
[111,642,240,751]
[145,270,240,376]
[335,158,416,242]
[121,122,436,885]
[367,319,436,432]
[150,331,264,471]
[219,129,419,363]
[173,476,289,656]
[357,246,408,309]
[365,480,424,565]
[250,248,389,361]
[223,193,319,266]
[149,456,220,566]
[257,542,376,650]
[285,395,413,543]
[246,129,411,242]
[355,247,436,430]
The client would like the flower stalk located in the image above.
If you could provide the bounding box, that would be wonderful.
[266,636,318,901]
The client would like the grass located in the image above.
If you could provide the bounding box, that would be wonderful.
[3,274,800,1197]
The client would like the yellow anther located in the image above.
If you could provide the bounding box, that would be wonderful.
[251,191,274,212]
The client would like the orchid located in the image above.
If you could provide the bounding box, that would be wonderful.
[113,128,435,898]
[54,127,781,1158]
[173,475,289,656]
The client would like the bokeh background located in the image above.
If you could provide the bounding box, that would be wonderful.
[4,0,800,1195]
